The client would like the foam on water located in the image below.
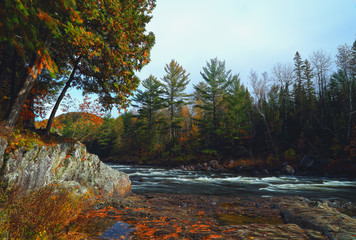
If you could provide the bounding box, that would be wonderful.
[109,164,356,202]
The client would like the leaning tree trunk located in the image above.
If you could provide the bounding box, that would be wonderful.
[5,59,39,128]
[45,57,81,134]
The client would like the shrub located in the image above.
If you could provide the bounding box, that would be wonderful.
[0,184,91,239]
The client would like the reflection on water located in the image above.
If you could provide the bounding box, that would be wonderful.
[100,221,135,240]
[217,213,284,225]
[108,164,356,203]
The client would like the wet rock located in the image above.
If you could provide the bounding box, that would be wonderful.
[281,164,295,175]
[208,159,220,169]
[0,139,131,200]
[194,163,204,171]
[275,196,356,240]
[300,155,329,169]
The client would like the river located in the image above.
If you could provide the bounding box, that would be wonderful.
[108,164,356,203]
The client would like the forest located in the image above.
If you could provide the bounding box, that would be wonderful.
[0,0,355,169]
[38,42,356,170]
[1,1,356,239]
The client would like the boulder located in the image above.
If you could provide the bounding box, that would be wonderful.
[281,164,295,175]
[208,159,220,169]
[300,155,329,169]
[194,163,204,171]
[0,138,131,200]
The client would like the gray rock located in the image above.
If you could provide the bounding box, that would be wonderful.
[281,164,295,175]
[194,163,203,171]
[0,139,131,200]
[275,196,356,240]
[208,159,220,168]
[0,137,7,170]
[300,155,329,169]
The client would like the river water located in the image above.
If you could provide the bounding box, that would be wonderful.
[108,165,356,203]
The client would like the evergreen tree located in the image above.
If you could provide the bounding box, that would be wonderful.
[194,58,233,153]
[161,60,190,144]
[223,75,252,156]
[133,75,165,149]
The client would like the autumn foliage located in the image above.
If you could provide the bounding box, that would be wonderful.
[0,184,91,239]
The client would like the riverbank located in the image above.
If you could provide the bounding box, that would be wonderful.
[68,193,356,239]
[105,154,356,179]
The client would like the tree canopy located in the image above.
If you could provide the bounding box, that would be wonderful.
[0,0,156,129]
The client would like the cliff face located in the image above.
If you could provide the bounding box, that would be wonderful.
[0,138,131,199]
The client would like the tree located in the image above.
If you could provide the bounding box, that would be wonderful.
[1,0,81,128]
[334,43,356,144]
[45,0,156,133]
[133,75,164,149]
[194,58,233,152]
[250,69,277,155]
[161,60,190,144]
[223,75,252,156]
[293,52,306,117]
[1,0,156,130]
[310,49,332,130]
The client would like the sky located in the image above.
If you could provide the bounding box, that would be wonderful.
[136,0,356,89]
[65,0,356,117]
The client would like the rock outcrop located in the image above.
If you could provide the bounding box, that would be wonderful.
[0,138,131,199]
[274,196,356,240]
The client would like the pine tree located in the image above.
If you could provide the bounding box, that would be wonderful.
[162,60,190,144]
[133,75,165,149]
[194,58,233,152]
[223,75,252,156]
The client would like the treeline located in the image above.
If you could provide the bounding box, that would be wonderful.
[79,40,356,165]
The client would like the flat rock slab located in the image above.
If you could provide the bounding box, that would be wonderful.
[221,224,310,240]
[271,196,356,240]
[71,194,315,239]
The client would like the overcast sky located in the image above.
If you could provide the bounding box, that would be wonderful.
[136,0,356,91]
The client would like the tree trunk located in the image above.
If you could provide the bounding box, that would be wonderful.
[45,57,81,134]
[5,60,39,128]
[23,91,36,130]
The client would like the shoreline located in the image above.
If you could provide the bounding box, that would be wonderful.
[104,160,356,180]
[69,193,356,239]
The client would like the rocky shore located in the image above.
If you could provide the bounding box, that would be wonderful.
[0,138,131,199]
[70,193,356,239]
[176,156,356,178]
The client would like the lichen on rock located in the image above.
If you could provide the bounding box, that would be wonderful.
[0,138,131,200]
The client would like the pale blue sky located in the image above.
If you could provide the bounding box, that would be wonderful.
[136,0,356,89]
[65,0,356,117]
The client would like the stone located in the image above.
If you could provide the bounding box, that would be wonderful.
[208,159,219,169]
[300,155,329,169]
[281,164,295,175]
[194,163,203,171]
[0,139,131,200]
[274,196,356,240]
[0,137,8,170]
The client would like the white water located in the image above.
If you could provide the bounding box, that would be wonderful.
[108,164,356,203]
